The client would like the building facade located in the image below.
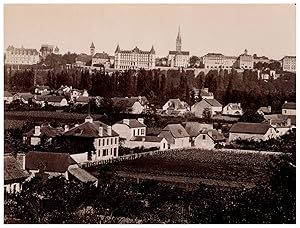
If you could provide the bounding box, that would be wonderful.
[202,53,237,69]
[114,45,155,70]
[236,49,254,69]
[281,56,296,73]
[40,44,55,60]
[168,27,190,68]
[5,45,39,65]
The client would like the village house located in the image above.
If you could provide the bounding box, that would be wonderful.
[159,124,191,149]
[229,122,276,142]
[4,91,13,104]
[127,136,168,151]
[24,151,98,185]
[4,153,29,195]
[184,122,225,149]
[282,101,296,116]
[162,98,190,116]
[200,88,214,99]
[112,118,146,142]
[74,96,90,106]
[92,52,111,67]
[191,98,222,118]
[257,106,272,115]
[263,114,296,136]
[46,96,68,107]
[23,125,64,146]
[222,103,243,116]
[112,97,144,114]
[63,116,119,161]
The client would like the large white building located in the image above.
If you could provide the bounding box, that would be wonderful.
[281,56,296,73]
[5,45,39,65]
[168,27,190,68]
[202,53,237,69]
[114,45,156,70]
[236,49,254,69]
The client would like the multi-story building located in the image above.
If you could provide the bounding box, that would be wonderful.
[168,27,190,68]
[202,53,237,69]
[40,44,57,60]
[281,56,296,72]
[92,52,110,66]
[5,45,39,65]
[236,49,254,69]
[114,45,156,70]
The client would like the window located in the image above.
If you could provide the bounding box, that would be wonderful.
[103,139,105,146]
[115,138,117,144]
[114,148,117,156]
[99,139,101,146]
[98,150,101,157]
[134,129,136,136]
[138,129,140,135]
[111,138,113,145]
[141,129,145,135]
[202,135,206,140]
[107,138,109,145]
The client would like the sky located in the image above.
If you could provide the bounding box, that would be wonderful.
[4,4,296,60]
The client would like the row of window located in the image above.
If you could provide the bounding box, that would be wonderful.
[98,137,118,147]
[133,128,145,136]
[98,147,118,157]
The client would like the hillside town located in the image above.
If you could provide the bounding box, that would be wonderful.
[4,4,296,225]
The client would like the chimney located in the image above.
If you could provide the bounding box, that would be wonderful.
[285,101,287,104]
[123,119,130,125]
[64,125,69,132]
[267,106,272,113]
[85,115,93,123]
[138,118,144,125]
[107,126,112,136]
[98,126,103,137]
[287,118,291,126]
[34,126,41,136]
[16,153,26,170]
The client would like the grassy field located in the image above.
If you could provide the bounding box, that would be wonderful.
[96,149,277,188]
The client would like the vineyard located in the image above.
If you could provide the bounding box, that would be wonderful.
[108,148,279,186]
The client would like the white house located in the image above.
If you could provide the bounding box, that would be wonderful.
[46,96,68,107]
[112,118,146,143]
[191,98,222,118]
[257,106,272,115]
[282,101,296,116]
[222,103,243,116]
[162,98,190,112]
[126,136,168,151]
[229,122,276,142]
[4,153,29,194]
[159,124,191,149]
[63,116,119,161]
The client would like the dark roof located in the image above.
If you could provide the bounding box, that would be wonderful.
[64,120,118,138]
[169,50,189,55]
[184,122,213,137]
[264,114,296,126]
[201,129,226,142]
[230,122,271,134]
[112,97,140,109]
[93,52,110,59]
[90,42,95,48]
[25,151,76,173]
[4,91,13,97]
[130,136,165,142]
[162,124,190,138]
[24,126,64,138]
[116,119,146,128]
[14,93,34,101]
[4,154,29,183]
[68,166,98,183]
[204,53,224,57]
[115,46,153,54]
[282,102,296,110]
[35,85,50,90]
[204,99,222,107]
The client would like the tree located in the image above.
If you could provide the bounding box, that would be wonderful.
[239,110,265,123]
[189,56,200,67]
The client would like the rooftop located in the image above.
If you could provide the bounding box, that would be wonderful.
[4,154,29,183]
[282,102,296,110]
[116,119,146,128]
[162,124,190,138]
[230,122,271,135]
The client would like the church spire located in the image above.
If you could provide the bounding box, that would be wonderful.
[176,26,182,52]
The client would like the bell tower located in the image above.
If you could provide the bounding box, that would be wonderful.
[176,26,182,52]
[90,42,95,56]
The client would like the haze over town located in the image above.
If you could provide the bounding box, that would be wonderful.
[4,4,296,59]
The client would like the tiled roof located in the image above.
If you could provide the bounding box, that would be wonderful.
[204,99,222,107]
[68,166,98,183]
[130,136,165,142]
[64,120,118,138]
[116,119,146,128]
[282,102,296,110]
[230,122,271,134]
[24,126,64,138]
[184,122,213,137]
[162,124,190,138]
[4,154,29,183]
[25,151,77,173]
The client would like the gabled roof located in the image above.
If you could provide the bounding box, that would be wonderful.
[4,91,13,97]
[204,99,222,107]
[257,106,271,114]
[230,122,271,135]
[282,102,296,110]
[24,125,64,138]
[201,129,226,142]
[14,93,34,101]
[162,124,190,138]
[112,97,140,109]
[25,151,77,173]
[4,154,29,183]
[184,122,213,137]
[130,136,165,142]
[64,120,118,138]
[68,166,98,183]
[93,52,110,59]
[76,96,89,103]
[116,119,146,128]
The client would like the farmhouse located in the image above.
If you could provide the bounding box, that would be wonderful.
[191,98,222,118]
[4,153,29,194]
[63,116,119,160]
[282,101,296,116]
[159,124,191,149]
[222,103,243,116]
[112,118,146,142]
[229,122,276,142]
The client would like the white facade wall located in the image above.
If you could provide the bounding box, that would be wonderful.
[229,128,276,142]
[193,134,215,150]
[126,138,168,150]
[282,109,296,116]
[94,137,119,160]
[170,137,191,149]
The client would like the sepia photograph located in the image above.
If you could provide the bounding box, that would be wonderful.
[3,2,296,224]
